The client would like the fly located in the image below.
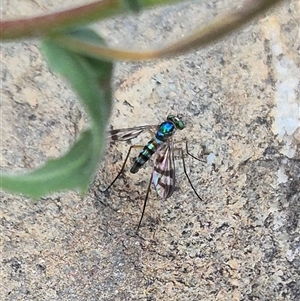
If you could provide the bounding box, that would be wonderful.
[100,114,203,232]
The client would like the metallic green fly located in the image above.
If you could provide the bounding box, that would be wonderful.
[98,114,203,232]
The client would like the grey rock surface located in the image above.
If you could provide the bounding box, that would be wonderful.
[1,1,299,300]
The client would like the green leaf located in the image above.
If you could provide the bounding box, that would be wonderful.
[1,131,94,197]
[1,28,113,198]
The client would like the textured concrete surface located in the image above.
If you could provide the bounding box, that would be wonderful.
[1,1,299,300]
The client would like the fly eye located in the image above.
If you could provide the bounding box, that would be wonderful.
[174,117,185,130]
[167,114,175,121]
[177,121,185,130]
[166,114,185,130]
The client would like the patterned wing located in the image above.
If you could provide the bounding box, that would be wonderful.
[107,125,157,141]
[152,142,176,199]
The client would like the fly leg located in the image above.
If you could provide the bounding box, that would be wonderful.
[136,173,153,233]
[100,144,144,193]
[173,139,204,201]
[178,147,203,201]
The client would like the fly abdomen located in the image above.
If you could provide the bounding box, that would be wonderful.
[130,140,158,174]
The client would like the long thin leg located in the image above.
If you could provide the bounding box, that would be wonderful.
[100,144,144,193]
[173,139,206,163]
[136,173,153,233]
[185,139,206,163]
[180,148,203,202]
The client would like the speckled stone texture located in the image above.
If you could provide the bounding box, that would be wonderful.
[1,1,299,300]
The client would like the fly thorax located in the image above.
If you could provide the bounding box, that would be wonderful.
[155,121,175,141]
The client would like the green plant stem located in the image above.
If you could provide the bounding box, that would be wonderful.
[0,0,182,40]
[158,0,285,56]
[54,0,285,61]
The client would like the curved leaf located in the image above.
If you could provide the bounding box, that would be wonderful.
[1,131,95,197]
[1,28,113,197]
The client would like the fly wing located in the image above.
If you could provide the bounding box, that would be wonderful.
[107,125,157,141]
[152,142,176,199]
